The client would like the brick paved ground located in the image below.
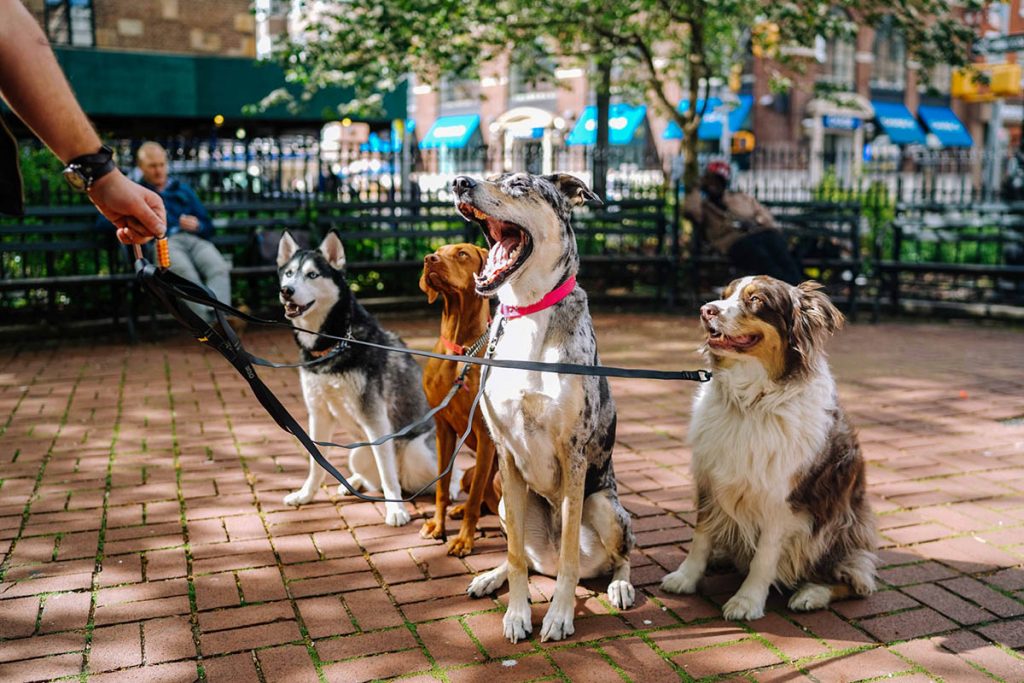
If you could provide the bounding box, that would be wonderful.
[1,313,1023,682]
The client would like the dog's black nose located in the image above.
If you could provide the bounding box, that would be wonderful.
[452,176,476,192]
[425,253,440,264]
[700,304,720,320]
[280,286,294,300]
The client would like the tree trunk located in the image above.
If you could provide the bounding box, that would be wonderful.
[682,15,705,194]
[593,57,612,201]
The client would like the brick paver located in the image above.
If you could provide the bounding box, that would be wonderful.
[1,314,1023,681]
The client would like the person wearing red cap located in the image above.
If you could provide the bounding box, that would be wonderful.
[684,161,803,285]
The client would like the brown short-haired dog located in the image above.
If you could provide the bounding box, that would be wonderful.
[419,243,500,556]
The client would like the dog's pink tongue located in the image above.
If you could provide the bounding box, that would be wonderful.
[731,334,756,346]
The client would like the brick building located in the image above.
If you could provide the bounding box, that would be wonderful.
[12,1,403,141]
[412,9,1016,178]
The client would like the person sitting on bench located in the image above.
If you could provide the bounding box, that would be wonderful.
[685,161,803,285]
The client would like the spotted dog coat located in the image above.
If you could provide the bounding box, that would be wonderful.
[661,276,877,620]
[276,232,440,527]
[453,173,635,644]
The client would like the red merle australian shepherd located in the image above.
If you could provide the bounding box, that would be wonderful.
[661,276,877,620]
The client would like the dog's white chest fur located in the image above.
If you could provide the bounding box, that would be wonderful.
[299,369,367,429]
[690,362,835,525]
[483,315,581,499]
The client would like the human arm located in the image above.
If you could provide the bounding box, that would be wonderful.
[0,0,165,243]
[683,188,704,224]
[178,185,213,238]
[749,196,778,230]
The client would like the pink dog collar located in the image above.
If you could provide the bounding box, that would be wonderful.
[499,275,577,320]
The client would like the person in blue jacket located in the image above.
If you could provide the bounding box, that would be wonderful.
[135,141,232,323]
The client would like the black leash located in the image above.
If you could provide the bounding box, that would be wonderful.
[142,264,713,383]
[134,258,711,503]
[136,258,488,503]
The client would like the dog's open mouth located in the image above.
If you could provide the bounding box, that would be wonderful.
[706,329,762,352]
[457,202,532,293]
[283,300,314,319]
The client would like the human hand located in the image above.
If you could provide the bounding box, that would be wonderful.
[89,171,167,245]
[179,214,200,232]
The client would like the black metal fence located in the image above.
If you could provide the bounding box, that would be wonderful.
[6,136,1024,335]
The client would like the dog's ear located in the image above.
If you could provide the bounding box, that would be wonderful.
[545,173,602,207]
[318,231,347,271]
[790,281,844,361]
[277,231,299,267]
[419,268,438,304]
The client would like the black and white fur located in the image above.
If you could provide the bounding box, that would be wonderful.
[277,232,443,527]
[661,276,877,620]
[453,173,635,643]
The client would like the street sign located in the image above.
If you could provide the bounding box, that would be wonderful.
[974,33,1024,54]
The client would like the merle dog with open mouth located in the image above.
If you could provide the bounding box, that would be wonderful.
[452,173,636,644]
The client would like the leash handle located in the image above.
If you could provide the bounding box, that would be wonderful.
[132,238,171,269]
[155,237,171,269]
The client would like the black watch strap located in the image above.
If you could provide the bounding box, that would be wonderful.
[63,145,116,192]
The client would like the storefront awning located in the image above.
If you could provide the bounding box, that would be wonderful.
[419,115,480,149]
[872,101,927,146]
[565,103,647,146]
[917,105,972,148]
[663,95,753,141]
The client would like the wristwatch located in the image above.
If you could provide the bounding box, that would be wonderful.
[62,145,116,192]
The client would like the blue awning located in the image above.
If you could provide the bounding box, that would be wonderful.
[917,105,972,148]
[872,101,927,146]
[419,115,480,149]
[565,103,647,146]
[663,95,753,141]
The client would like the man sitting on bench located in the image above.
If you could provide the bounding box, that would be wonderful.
[685,161,803,285]
[131,141,234,325]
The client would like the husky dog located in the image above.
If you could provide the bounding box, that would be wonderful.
[276,231,440,527]
[452,173,635,643]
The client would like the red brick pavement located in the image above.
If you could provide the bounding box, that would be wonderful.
[1,314,1023,682]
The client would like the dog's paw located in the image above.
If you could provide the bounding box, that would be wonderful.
[283,488,316,506]
[540,603,575,642]
[788,584,832,612]
[338,474,368,497]
[503,602,533,644]
[420,517,445,540]
[446,534,474,557]
[467,566,507,598]
[447,503,466,520]
[722,593,766,621]
[660,566,702,595]
[384,504,411,527]
[607,580,636,610]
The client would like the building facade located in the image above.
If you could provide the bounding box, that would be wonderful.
[412,7,1020,183]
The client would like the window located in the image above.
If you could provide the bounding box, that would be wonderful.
[510,59,557,104]
[919,63,952,96]
[44,0,94,47]
[439,77,480,108]
[871,19,906,91]
[816,10,856,90]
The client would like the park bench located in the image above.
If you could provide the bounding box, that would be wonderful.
[312,197,675,307]
[0,204,137,337]
[207,199,306,307]
[573,198,675,306]
[688,200,863,316]
[872,201,1024,319]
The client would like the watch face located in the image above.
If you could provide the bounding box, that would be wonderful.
[62,167,88,192]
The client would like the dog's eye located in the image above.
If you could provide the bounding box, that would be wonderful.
[306,272,319,279]
[749,295,762,306]
[458,251,468,259]
[284,270,294,278]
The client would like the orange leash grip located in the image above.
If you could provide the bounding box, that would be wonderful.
[156,237,171,269]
